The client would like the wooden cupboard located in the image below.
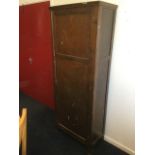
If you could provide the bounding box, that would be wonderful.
[51,1,117,145]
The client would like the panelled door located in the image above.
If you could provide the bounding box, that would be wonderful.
[53,7,92,139]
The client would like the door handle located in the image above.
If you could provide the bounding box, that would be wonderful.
[28,57,33,64]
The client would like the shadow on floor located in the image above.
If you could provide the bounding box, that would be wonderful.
[19,92,129,155]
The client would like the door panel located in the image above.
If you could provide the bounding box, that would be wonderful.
[56,57,89,138]
[53,7,91,58]
[19,5,32,92]
[19,2,55,108]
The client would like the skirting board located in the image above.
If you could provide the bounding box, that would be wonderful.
[103,135,135,155]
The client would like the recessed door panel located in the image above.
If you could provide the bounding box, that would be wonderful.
[53,7,91,58]
[55,57,89,138]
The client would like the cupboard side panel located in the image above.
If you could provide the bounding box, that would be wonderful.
[92,7,116,138]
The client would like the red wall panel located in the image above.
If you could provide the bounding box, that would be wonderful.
[19,1,55,109]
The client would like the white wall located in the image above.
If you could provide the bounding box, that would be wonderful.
[50,0,135,154]
[103,1,135,154]
[50,0,117,6]
[19,0,48,5]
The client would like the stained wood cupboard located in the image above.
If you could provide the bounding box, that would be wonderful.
[51,1,117,145]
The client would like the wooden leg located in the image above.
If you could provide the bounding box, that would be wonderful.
[22,134,26,155]
[22,113,27,155]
